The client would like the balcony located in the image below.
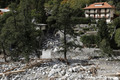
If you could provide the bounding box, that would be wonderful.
[86,10,110,14]
[94,16,110,19]
[88,16,110,19]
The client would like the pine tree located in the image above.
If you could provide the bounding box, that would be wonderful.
[97,19,113,57]
[0,11,12,62]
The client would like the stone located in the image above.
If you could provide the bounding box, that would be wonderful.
[53,64,59,69]
[68,66,80,72]
[60,76,67,80]
[41,49,52,59]
[68,68,73,72]
[60,70,66,76]
[112,77,119,80]
[42,72,46,75]
[48,68,62,77]
[32,71,36,74]
[72,66,80,72]
[48,69,56,77]
[12,75,20,80]
[78,75,84,79]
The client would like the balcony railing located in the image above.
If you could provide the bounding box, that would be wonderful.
[86,10,110,14]
[88,16,110,19]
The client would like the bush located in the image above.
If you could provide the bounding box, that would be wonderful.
[99,39,113,57]
[83,27,90,31]
[115,28,120,47]
[79,31,84,35]
[81,35,98,47]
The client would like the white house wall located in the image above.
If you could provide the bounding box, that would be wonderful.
[101,14,105,17]
[106,19,111,23]
[110,9,115,17]
[101,9,105,12]
[84,8,115,23]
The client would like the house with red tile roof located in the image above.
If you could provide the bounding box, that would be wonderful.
[84,2,115,23]
[0,7,10,15]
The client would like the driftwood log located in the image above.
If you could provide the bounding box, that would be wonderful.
[0,69,25,76]
[106,73,120,77]
[3,66,19,73]
[0,59,52,77]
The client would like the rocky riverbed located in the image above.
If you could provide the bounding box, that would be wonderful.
[0,48,120,80]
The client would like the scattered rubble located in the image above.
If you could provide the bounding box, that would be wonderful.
[0,48,120,80]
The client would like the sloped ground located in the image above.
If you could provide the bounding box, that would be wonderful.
[0,48,120,80]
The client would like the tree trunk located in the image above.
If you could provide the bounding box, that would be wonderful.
[38,27,44,58]
[64,25,67,60]
[1,43,7,62]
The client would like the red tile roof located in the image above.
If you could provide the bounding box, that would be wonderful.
[0,12,3,15]
[4,7,9,9]
[84,2,115,9]
[0,7,9,15]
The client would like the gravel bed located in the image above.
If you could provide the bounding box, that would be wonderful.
[0,48,120,80]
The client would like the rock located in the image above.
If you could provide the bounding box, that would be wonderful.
[73,66,80,72]
[34,73,38,79]
[60,70,66,76]
[68,68,73,72]
[106,77,119,80]
[12,75,20,80]
[60,76,67,80]
[68,66,80,72]
[53,64,59,69]
[32,71,36,74]
[112,77,119,80]
[78,75,84,79]
[42,72,46,75]
[48,68,61,77]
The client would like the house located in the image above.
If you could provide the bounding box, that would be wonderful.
[0,7,10,15]
[84,2,115,23]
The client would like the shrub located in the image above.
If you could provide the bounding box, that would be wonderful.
[83,27,90,31]
[81,35,98,47]
[79,31,84,35]
[99,39,113,57]
[115,28,120,47]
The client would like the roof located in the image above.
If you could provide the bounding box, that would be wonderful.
[84,2,115,9]
[0,8,10,12]
[0,12,3,15]
[0,7,10,15]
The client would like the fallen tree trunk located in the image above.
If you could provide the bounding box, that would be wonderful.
[3,66,19,73]
[0,69,25,76]
[0,59,53,77]
[23,59,52,69]
[105,72,120,77]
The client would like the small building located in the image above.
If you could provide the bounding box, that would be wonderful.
[84,2,115,23]
[35,24,47,30]
[0,7,10,15]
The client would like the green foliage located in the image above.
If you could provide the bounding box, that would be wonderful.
[81,35,98,47]
[115,28,120,47]
[99,39,113,57]
[32,0,47,24]
[68,0,90,9]
[0,0,47,62]
[113,17,120,28]
[79,31,84,35]
[71,17,91,24]
[57,3,73,59]
[1,0,120,61]
[82,27,90,32]
[97,19,110,43]
[97,19,113,57]
[116,2,120,11]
